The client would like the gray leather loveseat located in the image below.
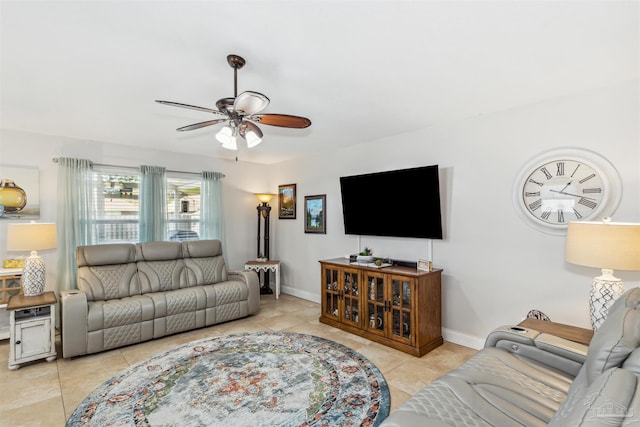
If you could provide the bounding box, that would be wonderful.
[60,240,259,358]
[382,287,640,426]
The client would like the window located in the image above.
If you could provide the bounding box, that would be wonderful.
[96,172,139,243]
[94,170,201,243]
[166,177,201,241]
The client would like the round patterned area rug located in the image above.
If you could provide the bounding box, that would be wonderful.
[66,332,390,426]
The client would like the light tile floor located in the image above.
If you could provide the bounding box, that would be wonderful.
[0,294,477,426]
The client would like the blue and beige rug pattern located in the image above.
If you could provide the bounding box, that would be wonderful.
[66,331,390,426]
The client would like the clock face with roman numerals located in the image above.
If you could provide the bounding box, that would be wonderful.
[522,159,604,225]
[513,148,622,235]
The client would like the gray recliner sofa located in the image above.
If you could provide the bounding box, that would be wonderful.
[60,240,259,358]
[382,287,640,426]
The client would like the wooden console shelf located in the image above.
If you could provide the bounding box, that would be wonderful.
[518,318,593,346]
[319,258,442,357]
[0,269,23,305]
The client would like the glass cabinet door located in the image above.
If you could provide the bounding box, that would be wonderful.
[343,269,360,326]
[364,272,385,334]
[391,277,412,341]
[322,267,340,319]
[1,275,22,304]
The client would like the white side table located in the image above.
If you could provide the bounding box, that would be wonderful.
[8,291,57,370]
[245,260,281,299]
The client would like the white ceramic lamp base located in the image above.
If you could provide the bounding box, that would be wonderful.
[589,269,625,331]
[22,251,46,296]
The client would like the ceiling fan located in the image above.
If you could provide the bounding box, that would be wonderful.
[156,54,311,151]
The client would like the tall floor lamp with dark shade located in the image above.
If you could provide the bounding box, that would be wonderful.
[256,193,275,294]
[6,222,57,296]
[565,219,640,330]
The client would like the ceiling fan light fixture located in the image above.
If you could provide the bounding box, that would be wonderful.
[245,131,262,148]
[241,121,264,148]
[221,138,238,150]
[216,126,238,150]
[157,54,311,155]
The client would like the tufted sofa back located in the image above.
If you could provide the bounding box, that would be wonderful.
[75,240,229,299]
[584,287,640,384]
[549,287,640,426]
[181,240,228,286]
[135,241,186,293]
[76,243,140,301]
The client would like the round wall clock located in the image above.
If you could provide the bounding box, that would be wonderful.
[513,147,622,235]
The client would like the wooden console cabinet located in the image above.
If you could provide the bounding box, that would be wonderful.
[319,258,442,356]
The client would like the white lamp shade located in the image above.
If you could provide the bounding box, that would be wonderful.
[245,131,262,148]
[565,221,640,271]
[6,222,56,296]
[6,223,57,252]
[221,139,238,150]
[216,126,238,150]
[242,121,263,148]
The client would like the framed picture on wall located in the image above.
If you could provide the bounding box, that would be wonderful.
[278,183,296,219]
[0,165,40,220]
[304,194,326,234]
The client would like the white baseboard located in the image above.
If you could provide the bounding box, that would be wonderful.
[281,286,321,304]
[442,327,485,350]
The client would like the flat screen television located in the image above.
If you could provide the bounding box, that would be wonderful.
[340,165,443,239]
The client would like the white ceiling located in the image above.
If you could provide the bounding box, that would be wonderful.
[1,1,638,165]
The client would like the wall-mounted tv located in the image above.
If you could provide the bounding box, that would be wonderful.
[339,165,443,239]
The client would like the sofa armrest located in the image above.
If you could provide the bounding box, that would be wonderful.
[60,289,89,358]
[228,270,260,314]
[485,325,541,347]
[228,269,258,285]
[485,325,586,377]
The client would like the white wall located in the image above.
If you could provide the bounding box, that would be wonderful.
[268,80,640,348]
[0,129,269,288]
[1,80,638,349]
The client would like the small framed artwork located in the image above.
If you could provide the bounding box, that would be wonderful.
[304,194,326,234]
[417,259,433,272]
[278,183,297,219]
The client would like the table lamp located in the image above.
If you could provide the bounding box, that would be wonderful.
[6,222,57,296]
[565,219,640,330]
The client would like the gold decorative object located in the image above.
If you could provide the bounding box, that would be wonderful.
[0,179,27,213]
[3,259,25,269]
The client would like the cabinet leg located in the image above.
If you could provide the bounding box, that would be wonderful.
[8,363,19,370]
[46,355,57,362]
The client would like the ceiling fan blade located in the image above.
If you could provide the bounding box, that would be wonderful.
[156,100,226,116]
[234,91,270,115]
[176,119,228,132]
[249,114,312,128]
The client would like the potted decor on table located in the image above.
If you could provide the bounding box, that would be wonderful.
[357,247,374,263]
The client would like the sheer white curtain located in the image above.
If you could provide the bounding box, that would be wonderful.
[139,165,167,242]
[200,171,225,248]
[55,157,97,292]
